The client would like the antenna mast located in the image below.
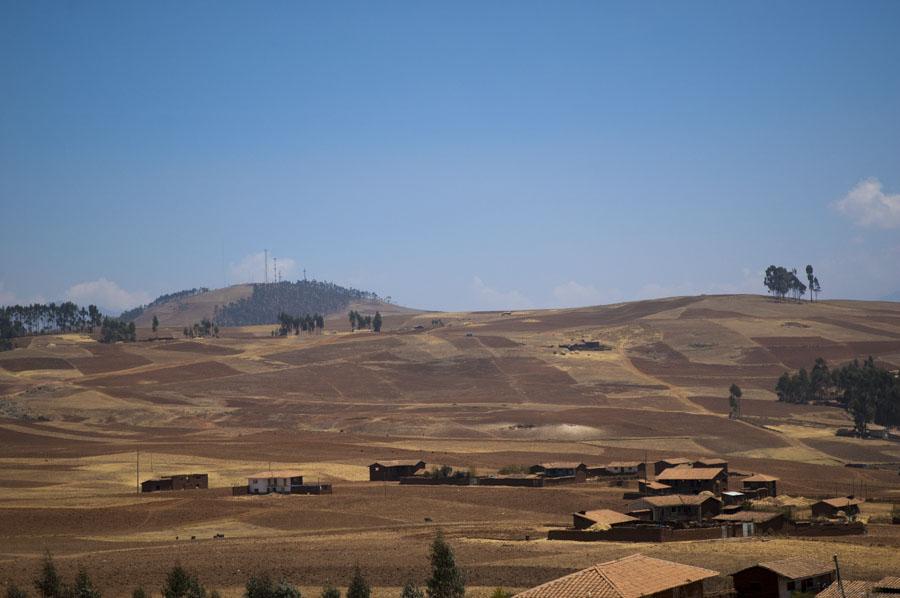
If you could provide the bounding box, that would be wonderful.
[274,257,278,283]
[264,249,268,284]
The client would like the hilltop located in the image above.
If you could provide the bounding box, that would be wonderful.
[124,281,417,329]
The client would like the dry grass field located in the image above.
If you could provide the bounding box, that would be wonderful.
[2,294,899,595]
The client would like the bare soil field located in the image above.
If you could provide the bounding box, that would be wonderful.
[2,294,900,595]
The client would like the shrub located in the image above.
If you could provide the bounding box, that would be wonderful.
[320,588,340,598]
[33,552,62,598]
[345,567,369,598]
[400,582,424,598]
[162,565,206,598]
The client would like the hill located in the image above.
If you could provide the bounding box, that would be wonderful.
[2,293,900,592]
[126,281,413,329]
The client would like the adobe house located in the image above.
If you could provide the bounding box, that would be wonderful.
[730,557,835,598]
[712,510,786,535]
[529,462,587,481]
[603,461,645,476]
[572,509,639,530]
[247,471,304,494]
[656,466,727,495]
[141,473,208,493]
[638,479,673,496]
[741,473,778,497]
[515,553,719,598]
[626,494,722,524]
[811,497,863,519]
[694,457,728,474]
[368,459,426,481]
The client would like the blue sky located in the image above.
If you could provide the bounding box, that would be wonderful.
[1,1,899,312]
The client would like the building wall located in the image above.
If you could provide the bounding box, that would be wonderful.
[548,526,730,543]
[369,464,421,481]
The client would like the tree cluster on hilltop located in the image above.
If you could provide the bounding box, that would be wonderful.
[214,281,377,327]
[277,312,324,336]
[120,288,209,322]
[777,356,900,434]
[1,302,103,350]
[763,264,821,302]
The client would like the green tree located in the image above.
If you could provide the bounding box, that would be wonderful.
[805,265,815,302]
[348,311,357,331]
[34,551,62,598]
[728,383,742,419]
[132,589,147,598]
[320,588,340,598]
[162,565,206,598]
[426,532,464,598]
[345,567,369,598]
[488,590,512,598]
[71,568,101,598]
[372,311,383,333]
[400,583,424,598]
[152,315,159,334]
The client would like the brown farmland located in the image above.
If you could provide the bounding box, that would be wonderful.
[2,294,900,595]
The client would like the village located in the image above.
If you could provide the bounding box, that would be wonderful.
[137,454,899,597]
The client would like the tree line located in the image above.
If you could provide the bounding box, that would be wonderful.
[277,312,325,336]
[9,532,484,598]
[1,302,103,342]
[776,356,900,434]
[763,264,821,302]
[349,310,382,332]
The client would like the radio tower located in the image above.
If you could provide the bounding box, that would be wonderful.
[273,257,278,283]
[264,249,268,284]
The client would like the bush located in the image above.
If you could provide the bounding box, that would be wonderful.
[71,568,101,598]
[132,589,147,598]
[33,552,62,598]
[162,565,206,598]
[489,590,513,598]
[400,582,424,598]
[245,575,300,598]
[345,567,369,598]
[320,588,340,598]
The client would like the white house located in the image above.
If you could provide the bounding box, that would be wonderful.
[248,470,303,494]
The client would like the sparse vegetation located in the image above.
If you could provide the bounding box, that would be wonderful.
[245,574,300,598]
[348,311,372,332]
[182,318,217,338]
[400,582,424,598]
[120,288,209,322]
[320,587,340,598]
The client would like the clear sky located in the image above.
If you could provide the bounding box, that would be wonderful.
[2,1,899,312]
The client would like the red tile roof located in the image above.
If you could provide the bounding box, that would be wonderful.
[743,556,834,580]
[516,554,718,598]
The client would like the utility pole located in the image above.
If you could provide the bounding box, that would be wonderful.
[303,268,307,282]
[274,257,278,283]
[136,449,140,495]
[264,249,268,284]
[833,555,846,598]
